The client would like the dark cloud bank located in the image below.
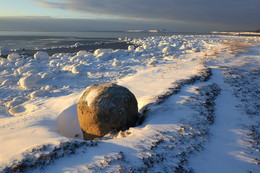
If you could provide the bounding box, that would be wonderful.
[2,0,260,31]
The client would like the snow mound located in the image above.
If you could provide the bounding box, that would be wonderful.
[56,104,82,139]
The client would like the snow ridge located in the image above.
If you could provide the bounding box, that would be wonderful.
[140,66,212,115]
[222,65,260,165]
[0,140,97,173]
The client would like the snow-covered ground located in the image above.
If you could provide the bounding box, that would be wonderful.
[0,35,259,172]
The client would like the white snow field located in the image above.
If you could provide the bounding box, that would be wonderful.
[0,35,259,172]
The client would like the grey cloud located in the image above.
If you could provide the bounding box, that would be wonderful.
[28,0,260,30]
[0,17,190,31]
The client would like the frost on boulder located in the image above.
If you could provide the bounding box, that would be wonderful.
[78,83,138,140]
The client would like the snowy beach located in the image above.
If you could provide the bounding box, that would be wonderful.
[0,34,260,172]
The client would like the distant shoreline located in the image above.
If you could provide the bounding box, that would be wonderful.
[14,41,132,57]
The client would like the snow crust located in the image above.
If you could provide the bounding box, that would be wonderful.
[0,34,260,172]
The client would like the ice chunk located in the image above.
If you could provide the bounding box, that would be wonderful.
[71,65,83,74]
[95,52,111,59]
[5,100,25,108]
[34,51,49,60]
[74,42,83,47]
[1,79,15,86]
[179,44,186,50]
[18,75,41,89]
[29,90,48,99]
[7,53,20,60]
[143,44,151,49]
[15,60,24,66]
[41,72,53,79]
[76,50,89,57]
[112,59,122,66]
[9,105,25,116]
[135,46,143,52]
[94,49,113,56]
[147,59,158,67]
[162,46,173,53]
[128,45,135,51]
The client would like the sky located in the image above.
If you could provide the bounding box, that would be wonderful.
[0,0,259,32]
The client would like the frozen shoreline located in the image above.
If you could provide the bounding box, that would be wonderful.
[0,34,259,172]
[15,41,132,56]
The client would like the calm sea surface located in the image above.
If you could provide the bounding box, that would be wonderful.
[0,31,208,50]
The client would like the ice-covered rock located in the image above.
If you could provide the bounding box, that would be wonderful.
[29,90,48,99]
[15,60,24,66]
[41,85,53,90]
[41,72,53,79]
[76,50,89,57]
[70,53,93,63]
[143,44,151,50]
[77,83,138,140]
[7,53,20,60]
[94,49,113,56]
[1,79,15,86]
[147,57,158,67]
[95,52,111,60]
[179,44,186,50]
[18,75,41,89]
[162,46,173,53]
[74,42,83,47]
[128,45,135,51]
[185,49,195,53]
[34,51,49,60]
[4,96,27,107]
[5,100,24,108]
[9,105,25,116]
[135,46,143,52]
[112,59,122,66]
[72,65,84,74]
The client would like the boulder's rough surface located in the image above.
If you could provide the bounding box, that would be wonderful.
[78,83,138,140]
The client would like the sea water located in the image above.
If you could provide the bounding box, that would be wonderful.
[0,30,201,50]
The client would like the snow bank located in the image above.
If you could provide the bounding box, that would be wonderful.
[56,104,82,139]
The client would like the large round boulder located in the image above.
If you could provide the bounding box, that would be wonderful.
[78,83,138,140]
